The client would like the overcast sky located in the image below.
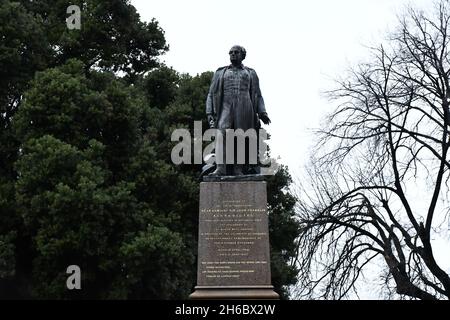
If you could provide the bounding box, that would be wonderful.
[130,0,448,298]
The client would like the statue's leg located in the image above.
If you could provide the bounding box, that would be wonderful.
[210,128,227,176]
[234,94,256,175]
[232,133,244,176]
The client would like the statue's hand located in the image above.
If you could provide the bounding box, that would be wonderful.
[207,114,216,128]
[259,112,271,125]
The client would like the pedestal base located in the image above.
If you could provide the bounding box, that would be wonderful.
[191,181,279,300]
[189,286,279,300]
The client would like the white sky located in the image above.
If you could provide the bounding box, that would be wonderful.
[130,0,448,299]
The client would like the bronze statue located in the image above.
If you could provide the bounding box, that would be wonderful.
[206,45,271,176]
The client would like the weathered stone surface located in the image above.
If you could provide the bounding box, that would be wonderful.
[190,181,278,299]
[203,174,266,182]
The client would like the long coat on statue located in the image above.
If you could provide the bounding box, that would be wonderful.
[206,64,267,130]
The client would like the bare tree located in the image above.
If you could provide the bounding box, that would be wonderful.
[294,1,450,300]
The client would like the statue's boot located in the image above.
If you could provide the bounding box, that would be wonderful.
[209,164,227,176]
[233,165,244,176]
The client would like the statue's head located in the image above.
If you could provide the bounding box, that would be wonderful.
[229,45,246,65]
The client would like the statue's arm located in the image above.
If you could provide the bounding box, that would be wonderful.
[206,71,220,116]
[206,93,214,116]
[206,70,221,128]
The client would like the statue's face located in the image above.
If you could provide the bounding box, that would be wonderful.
[229,47,243,64]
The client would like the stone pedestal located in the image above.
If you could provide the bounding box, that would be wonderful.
[189,180,279,299]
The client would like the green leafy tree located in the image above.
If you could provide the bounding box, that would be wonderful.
[267,166,300,299]
[0,1,168,297]
[1,0,167,177]
[19,0,168,76]
[1,0,167,164]
[0,1,51,295]
[13,60,195,298]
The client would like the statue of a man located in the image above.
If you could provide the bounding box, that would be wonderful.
[206,45,271,176]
